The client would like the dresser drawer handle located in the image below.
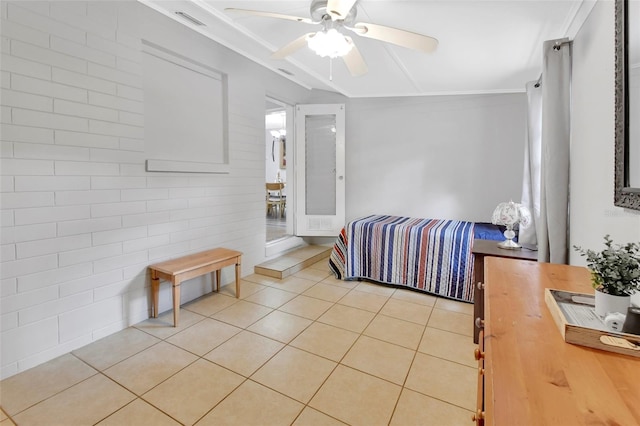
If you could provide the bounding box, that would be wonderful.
[471,410,485,422]
[477,282,485,290]
[475,317,484,329]
[474,348,485,360]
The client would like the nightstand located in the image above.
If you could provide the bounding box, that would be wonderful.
[472,239,538,343]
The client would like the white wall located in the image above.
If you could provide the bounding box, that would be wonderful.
[345,94,527,222]
[0,0,333,379]
[570,0,640,266]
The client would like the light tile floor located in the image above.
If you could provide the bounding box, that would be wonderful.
[0,259,477,426]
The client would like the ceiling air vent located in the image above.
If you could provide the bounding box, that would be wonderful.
[175,11,205,26]
[278,68,294,76]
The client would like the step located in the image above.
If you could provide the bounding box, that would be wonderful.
[254,245,332,279]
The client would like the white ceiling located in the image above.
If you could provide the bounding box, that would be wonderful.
[141,0,595,98]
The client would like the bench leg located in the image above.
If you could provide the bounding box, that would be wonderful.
[215,269,221,293]
[172,281,180,327]
[235,260,241,299]
[151,274,160,318]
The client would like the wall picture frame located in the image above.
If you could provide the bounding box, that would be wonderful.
[279,137,286,169]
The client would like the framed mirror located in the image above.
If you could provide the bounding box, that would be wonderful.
[615,0,640,210]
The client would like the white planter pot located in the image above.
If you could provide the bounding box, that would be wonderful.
[594,290,631,318]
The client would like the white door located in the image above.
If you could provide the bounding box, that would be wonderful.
[295,104,346,236]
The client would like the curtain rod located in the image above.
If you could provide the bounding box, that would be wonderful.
[552,39,572,50]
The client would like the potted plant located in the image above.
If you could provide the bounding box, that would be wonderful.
[574,235,640,318]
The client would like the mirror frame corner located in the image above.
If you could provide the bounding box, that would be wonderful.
[614,0,640,210]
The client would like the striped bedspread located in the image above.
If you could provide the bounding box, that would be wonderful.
[329,215,475,303]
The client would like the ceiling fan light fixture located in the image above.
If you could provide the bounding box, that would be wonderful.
[307,29,353,58]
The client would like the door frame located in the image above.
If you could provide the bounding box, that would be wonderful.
[265,97,303,257]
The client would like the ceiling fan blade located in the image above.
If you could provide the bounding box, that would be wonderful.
[352,22,438,53]
[342,41,368,76]
[225,8,315,24]
[327,0,357,20]
[271,33,314,59]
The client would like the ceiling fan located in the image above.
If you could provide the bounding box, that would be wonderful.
[226,0,438,77]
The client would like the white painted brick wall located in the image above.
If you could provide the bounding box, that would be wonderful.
[1,158,53,175]
[57,216,121,236]
[15,176,90,191]
[18,263,92,293]
[1,53,52,80]
[59,269,122,298]
[90,200,146,217]
[1,88,53,111]
[0,176,14,192]
[55,189,120,206]
[1,19,49,48]
[11,39,87,73]
[1,254,58,279]
[89,91,142,113]
[1,244,15,262]
[2,124,55,144]
[15,205,90,225]
[13,143,91,161]
[50,36,116,67]
[11,74,88,103]
[1,141,14,158]
[58,296,123,343]
[52,68,116,94]
[92,225,147,246]
[16,234,91,259]
[1,312,18,332]
[1,223,57,244]
[1,317,59,376]
[0,0,308,380]
[54,99,118,121]
[1,285,58,314]
[0,192,54,209]
[54,129,118,149]
[92,249,147,274]
[1,278,17,298]
[13,109,89,132]
[55,160,120,176]
[18,291,93,327]
[58,242,122,267]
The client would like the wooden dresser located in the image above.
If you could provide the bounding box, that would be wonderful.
[476,257,640,425]
[471,239,538,343]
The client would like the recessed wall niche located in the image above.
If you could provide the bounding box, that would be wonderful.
[142,40,229,173]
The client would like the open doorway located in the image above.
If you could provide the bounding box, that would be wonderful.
[265,98,290,243]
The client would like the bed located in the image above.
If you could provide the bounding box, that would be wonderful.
[328,215,505,303]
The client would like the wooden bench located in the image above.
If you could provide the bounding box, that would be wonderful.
[149,248,242,327]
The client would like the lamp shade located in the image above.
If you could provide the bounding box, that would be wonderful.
[491,201,531,228]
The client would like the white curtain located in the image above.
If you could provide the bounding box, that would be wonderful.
[521,39,572,264]
[520,81,542,248]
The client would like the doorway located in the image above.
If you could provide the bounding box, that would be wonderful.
[265,98,290,243]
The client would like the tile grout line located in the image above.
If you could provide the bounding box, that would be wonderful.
[385,301,435,424]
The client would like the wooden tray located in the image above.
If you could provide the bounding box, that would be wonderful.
[544,288,640,358]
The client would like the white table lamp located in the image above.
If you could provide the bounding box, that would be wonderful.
[491,201,532,249]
